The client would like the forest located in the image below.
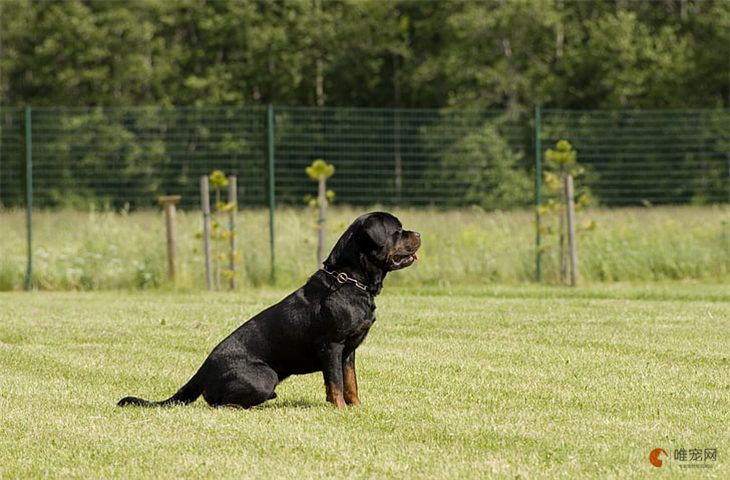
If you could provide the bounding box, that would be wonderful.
[1,0,728,110]
[1,1,729,209]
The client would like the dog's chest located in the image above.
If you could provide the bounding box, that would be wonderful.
[336,306,375,340]
[351,313,375,337]
[319,292,376,340]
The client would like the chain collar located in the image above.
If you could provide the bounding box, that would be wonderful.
[321,267,370,293]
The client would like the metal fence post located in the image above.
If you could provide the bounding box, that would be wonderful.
[24,105,33,291]
[267,104,276,282]
[534,105,543,283]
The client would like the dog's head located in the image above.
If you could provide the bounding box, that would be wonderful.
[324,212,421,278]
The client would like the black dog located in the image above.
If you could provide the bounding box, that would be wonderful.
[118,212,420,409]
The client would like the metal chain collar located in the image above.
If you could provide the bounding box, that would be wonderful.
[320,267,369,293]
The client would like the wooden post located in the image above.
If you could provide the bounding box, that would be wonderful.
[214,181,221,291]
[565,174,578,286]
[228,175,237,291]
[200,176,213,291]
[317,176,327,265]
[158,195,181,283]
[24,106,33,291]
[559,173,567,284]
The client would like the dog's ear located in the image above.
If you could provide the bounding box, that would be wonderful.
[324,214,384,268]
[358,215,389,251]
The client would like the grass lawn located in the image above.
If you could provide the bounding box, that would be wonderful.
[1,284,728,478]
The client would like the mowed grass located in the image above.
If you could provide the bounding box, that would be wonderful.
[0,285,728,479]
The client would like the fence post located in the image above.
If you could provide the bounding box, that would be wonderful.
[565,175,578,286]
[267,104,276,282]
[317,175,327,265]
[200,176,213,291]
[158,195,181,283]
[533,104,542,282]
[228,175,237,291]
[24,106,33,291]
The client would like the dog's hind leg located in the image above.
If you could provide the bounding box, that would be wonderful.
[210,365,279,409]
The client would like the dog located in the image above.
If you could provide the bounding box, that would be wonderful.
[118,212,420,409]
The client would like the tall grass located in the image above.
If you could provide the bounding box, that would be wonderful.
[0,206,729,291]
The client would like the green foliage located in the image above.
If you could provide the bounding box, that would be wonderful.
[206,170,237,289]
[563,11,692,108]
[545,140,576,169]
[539,140,591,215]
[538,140,595,283]
[304,190,335,208]
[304,159,336,210]
[305,159,336,264]
[305,159,335,181]
[424,120,532,209]
[1,1,728,110]
[208,170,229,189]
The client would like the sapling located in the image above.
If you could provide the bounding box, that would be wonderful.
[538,140,595,284]
[305,159,335,266]
[207,170,237,290]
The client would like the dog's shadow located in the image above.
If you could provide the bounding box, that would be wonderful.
[256,397,321,410]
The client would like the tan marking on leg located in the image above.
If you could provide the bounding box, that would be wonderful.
[325,382,346,409]
[343,362,360,406]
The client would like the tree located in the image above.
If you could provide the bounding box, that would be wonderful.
[408,1,560,111]
[559,10,691,108]
[1,0,728,110]
[424,118,532,209]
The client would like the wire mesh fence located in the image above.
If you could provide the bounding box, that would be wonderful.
[274,107,530,207]
[1,105,729,210]
[542,109,730,206]
[0,107,25,206]
[2,106,269,209]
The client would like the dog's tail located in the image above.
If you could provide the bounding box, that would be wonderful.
[117,365,206,407]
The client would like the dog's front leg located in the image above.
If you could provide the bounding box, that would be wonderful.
[343,351,360,406]
[321,342,346,408]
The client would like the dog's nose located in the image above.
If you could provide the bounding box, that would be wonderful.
[413,231,420,238]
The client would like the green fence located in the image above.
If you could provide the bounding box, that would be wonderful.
[1,106,728,209]
[541,109,730,206]
[1,106,270,209]
[2,105,728,210]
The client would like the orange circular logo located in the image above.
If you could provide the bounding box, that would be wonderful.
[650,448,668,467]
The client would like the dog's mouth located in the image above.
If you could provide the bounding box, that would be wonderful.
[388,252,418,270]
[385,230,421,271]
